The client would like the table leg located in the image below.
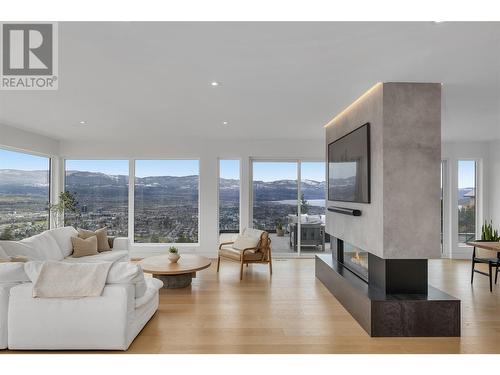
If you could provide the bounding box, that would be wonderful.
[471,247,476,284]
[154,273,192,288]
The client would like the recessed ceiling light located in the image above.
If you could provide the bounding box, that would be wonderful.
[222,121,229,125]
[79,120,87,125]
[211,81,219,86]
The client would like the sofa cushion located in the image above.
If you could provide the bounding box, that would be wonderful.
[64,250,129,263]
[23,233,64,260]
[135,278,163,309]
[0,232,64,261]
[78,227,111,252]
[111,237,129,251]
[0,241,38,260]
[107,262,147,298]
[71,236,99,258]
[0,263,30,283]
[0,244,8,259]
[46,226,78,257]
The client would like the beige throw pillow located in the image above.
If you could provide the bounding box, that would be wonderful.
[71,236,98,258]
[78,227,111,252]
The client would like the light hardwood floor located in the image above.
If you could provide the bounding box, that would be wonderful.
[124,258,500,354]
[5,258,499,354]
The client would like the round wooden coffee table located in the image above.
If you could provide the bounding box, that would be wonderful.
[139,254,211,288]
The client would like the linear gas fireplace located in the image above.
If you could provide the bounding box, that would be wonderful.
[336,240,368,282]
[331,236,429,293]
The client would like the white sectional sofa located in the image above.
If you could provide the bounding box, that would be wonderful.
[0,227,162,351]
[0,226,129,263]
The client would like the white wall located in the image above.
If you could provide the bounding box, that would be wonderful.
[489,140,500,227]
[60,137,324,258]
[442,141,490,259]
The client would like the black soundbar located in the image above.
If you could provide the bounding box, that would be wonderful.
[327,206,362,216]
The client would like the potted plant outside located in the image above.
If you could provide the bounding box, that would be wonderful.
[168,246,180,263]
[276,221,285,237]
[479,220,500,242]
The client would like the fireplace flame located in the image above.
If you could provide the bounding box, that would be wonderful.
[350,250,367,268]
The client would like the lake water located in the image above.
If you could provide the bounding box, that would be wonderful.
[274,199,325,207]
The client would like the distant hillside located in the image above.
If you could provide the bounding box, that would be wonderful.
[0,169,475,203]
[0,169,326,200]
[0,169,49,186]
[0,169,49,195]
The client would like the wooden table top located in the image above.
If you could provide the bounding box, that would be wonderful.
[139,254,211,275]
[466,241,500,252]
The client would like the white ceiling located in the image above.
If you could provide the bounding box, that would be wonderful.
[1,22,499,143]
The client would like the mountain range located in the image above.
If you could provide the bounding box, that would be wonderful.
[0,169,476,202]
[0,169,326,200]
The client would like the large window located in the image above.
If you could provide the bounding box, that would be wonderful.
[0,148,50,240]
[458,160,476,245]
[134,160,199,243]
[65,160,129,236]
[219,159,240,233]
[253,161,298,232]
[253,161,298,254]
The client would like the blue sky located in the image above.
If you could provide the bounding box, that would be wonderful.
[135,160,199,177]
[458,160,475,189]
[220,159,240,179]
[65,159,200,177]
[66,160,129,175]
[253,161,325,182]
[0,149,49,170]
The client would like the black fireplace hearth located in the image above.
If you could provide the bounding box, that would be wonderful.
[316,236,461,337]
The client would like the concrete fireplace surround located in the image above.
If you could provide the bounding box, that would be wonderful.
[316,82,460,337]
[324,82,441,259]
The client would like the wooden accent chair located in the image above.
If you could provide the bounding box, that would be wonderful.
[217,229,272,280]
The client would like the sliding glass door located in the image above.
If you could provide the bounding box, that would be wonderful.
[251,160,328,256]
[252,161,298,255]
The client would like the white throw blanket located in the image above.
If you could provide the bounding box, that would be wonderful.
[31,261,112,298]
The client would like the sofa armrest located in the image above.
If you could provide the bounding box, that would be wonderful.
[1,282,19,349]
[112,237,129,251]
[8,283,135,350]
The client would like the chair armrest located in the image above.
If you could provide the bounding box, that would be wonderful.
[242,247,258,254]
[219,241,234,249]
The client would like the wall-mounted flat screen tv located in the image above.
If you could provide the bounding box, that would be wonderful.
[328,123,370,203]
